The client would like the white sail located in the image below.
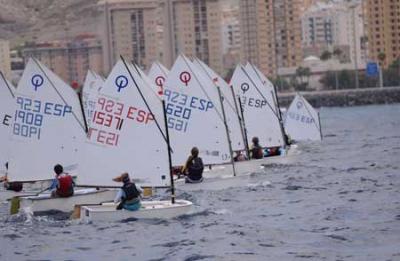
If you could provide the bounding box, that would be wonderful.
[284,94,322,141]
[0,73,15,174]
[78,60,169,187]
[230,64,284,148]
[8,58,86,181]
[147,62,169,96]
[163,55,231,166]
[193,58,245,152]
[247,64,280,111]
[132,64,163,102]
[82,71,104,127]
[244,63,277,115]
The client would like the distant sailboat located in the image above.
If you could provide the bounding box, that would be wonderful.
[81,70,104,128]
[230,64,285,149]
[284,93,322,141]
[147,61,169,96]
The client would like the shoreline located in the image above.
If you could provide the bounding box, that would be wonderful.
[277,86,400,108]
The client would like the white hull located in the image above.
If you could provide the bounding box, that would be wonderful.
[0,179,54,202]
[175,145,299,191]
[80,199,193,222]
[17,189,116,213]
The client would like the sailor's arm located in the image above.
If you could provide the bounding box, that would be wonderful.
[114,189,124,203]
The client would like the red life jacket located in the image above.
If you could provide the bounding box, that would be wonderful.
[56,174,74,197]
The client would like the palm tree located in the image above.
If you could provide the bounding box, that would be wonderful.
[320,48,342,90]
[377,52,386,87]
[294,66,311,91]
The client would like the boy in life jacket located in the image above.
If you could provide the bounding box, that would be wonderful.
[182,147,204,184]
[113,173,142,211]
[50,164,74,198]
[250,137,264,159]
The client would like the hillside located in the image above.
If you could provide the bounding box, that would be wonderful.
[0,0,100,47]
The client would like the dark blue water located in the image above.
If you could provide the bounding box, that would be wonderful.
[1,104,400,260]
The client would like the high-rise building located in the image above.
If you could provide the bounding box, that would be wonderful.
[22,35,104,86]
[100,0,164,73]
[0,39,11,79]
[302,1,366,69]
[365,0,400,68]
[221,4,241,73]
[164,0,224,74]
[239,0,304,77]
[101,0,224,74]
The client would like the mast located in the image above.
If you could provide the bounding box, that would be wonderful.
[162,100,175,203]
[230,86,249,159]
[237,96,250,158]
[318,111,323,141]
[217,86,236,176]
[78,91,89,134]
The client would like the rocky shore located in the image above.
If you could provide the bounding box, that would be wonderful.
[277,86,400,108]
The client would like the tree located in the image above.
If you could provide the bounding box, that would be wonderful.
[320,48,343,90]
[333,48,343,60]
[378,52,386,65]
[383,58,400,87]
[293,66,311,91]
[320,50,332,61]
[271,76,291,92]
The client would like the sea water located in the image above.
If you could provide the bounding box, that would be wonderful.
[1,104,399,260]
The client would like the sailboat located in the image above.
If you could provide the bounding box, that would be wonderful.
[188,58,269,177]
[81,70,104,128]
[161,55,231,166]
[78,58,192,222]
[193,58,246,153]
[284,93,322,141]
[147,61,170,96]
[0,72,15,177]
[230,64,286,151]
[8,58,114,214]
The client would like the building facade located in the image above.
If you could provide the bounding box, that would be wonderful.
[22,35,103,86]
[101,0,224,74]
[0,40,11,79]
[240,0,304,77]
[302,1,366,69]
[365,0,400,68]
[100,0,163,73]
[164,0,224,73]
[221,3,241,74]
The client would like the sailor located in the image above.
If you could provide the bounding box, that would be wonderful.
[50,164,74,197]
[265,147,280,157]
[182,147,204,183]
[250,137,264,159]
[233,150,247,162]
[113,173,142,211]
[0,162,23,192]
